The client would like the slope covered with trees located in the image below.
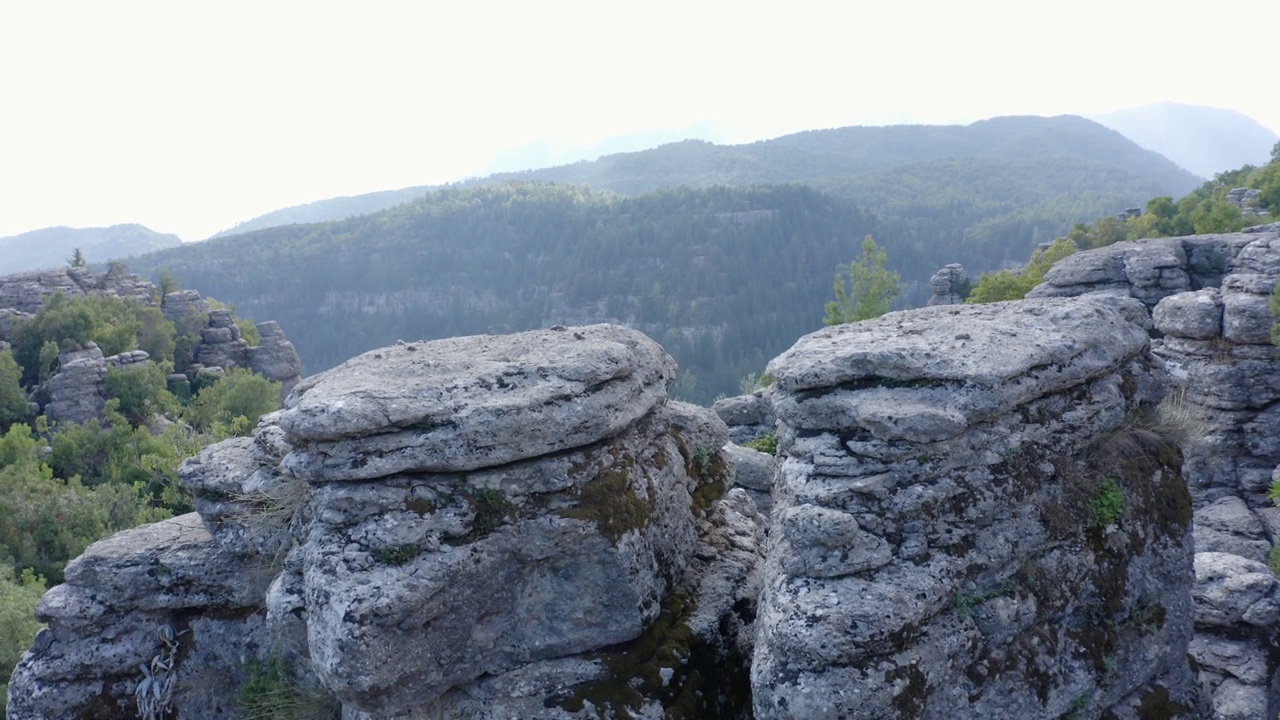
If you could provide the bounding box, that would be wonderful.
[129,184,883,403]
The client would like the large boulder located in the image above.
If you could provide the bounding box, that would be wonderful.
[6,514,272,720]
[752,295,1206,719]
[44,344,106,426]
[11,324,761,719]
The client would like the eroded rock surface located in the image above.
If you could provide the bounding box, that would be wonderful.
[6,514,272,720]
[753,295,1206,719]
[10,324,759,720]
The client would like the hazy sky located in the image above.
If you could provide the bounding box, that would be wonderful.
[3,0,1278,241]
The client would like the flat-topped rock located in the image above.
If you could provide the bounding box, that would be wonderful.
[766,295,1153,439]
[279,324,676,479]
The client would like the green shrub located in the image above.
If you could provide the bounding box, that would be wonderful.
[184,368,281,435]
[0,350,29,431]
[105,362,179,426]
[0,568,46,701]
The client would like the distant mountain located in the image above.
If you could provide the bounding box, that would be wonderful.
[0,224,181,275]
[211,187,434,239]
[1090,102,1279,179]
[211,115,1202,239]
[486,115,1201,199]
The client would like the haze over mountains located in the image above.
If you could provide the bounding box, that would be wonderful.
[114,113,1216,403]
[214,114,1199,239]
[1090,102,1279,178]
[8,108,1273,402]
[0,224,180,275]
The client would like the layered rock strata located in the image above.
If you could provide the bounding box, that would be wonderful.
[1028,224,1280,512]
[753,295,1206,719]
[9,324,760,719]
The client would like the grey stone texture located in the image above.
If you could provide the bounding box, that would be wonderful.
[753,295,1206,719]
[9,324,759,720]
[6,514,272,720]
[713,391,777,445]
[44,344,106,426]
[926,262,970,306]
[1029,228,1280,509]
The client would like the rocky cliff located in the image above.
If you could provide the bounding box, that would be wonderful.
[754,295,1204,719]
[7,324,762,719]
[1028,222,1280,719]
[9,293,1231,719]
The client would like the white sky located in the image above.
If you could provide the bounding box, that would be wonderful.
[2,0,1278,241]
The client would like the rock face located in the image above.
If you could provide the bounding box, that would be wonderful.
[9,324,761,719]
[753,295,1206,719]
[6,514,272,720]
[1029,226,1280,511]
[44,344,107,425]
[926,263,970,305]
[1029,225,1280,720]
[712,391,776,445]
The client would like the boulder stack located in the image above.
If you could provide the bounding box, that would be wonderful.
[753,295,1205,719]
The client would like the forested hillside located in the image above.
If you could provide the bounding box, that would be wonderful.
[122,117,1217,403]
[129,184,879,403]
[214,115,1201,248]
[489,115,1200,197]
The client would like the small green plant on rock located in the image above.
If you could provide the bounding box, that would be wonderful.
[743,434,776,456]
[376,544,422,566]
[1088,477,1125,527]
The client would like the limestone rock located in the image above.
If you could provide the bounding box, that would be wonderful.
[45,344,106,426]
[753,294,1205,719]
[416,488,765,720]
[6,514,272,720]
[1154,288,1223,340]
[1193,552,1280,628]
[713,392,776,445]
[161,289,211,322]
[1190,551,1280,720]
[926,262,969,305]
[1194,497,1272,563]
[247,320,303,394]
[278,323,676,479]
[723,442,776,515]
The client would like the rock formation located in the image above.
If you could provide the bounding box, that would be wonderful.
[8,324,761,719]
[713,391,776,446]
[0,265,304,419]
[926,263,970,305]
[753,295,1206,718]
[1029,223,1280,720]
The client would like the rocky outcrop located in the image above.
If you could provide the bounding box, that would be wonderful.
[6,514,272,720]
[247,320,303,394]
[1191,552,1280,720]
[713,391,776,445]
[9,324,761,719]
[1227,188,1269,218]
[753,295,1205,719]
[44,344,107,426]
[1028,226,1280,512]
[926,263,970,305]
[0,266,304,421]
[1029,224,1280,719]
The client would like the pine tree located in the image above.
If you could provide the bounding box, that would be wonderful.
[824,235,901,325]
